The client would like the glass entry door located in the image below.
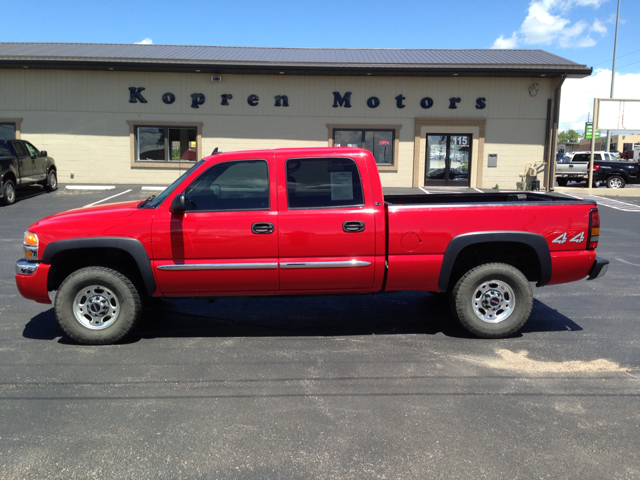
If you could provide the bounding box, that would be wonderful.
[425,134,472,186]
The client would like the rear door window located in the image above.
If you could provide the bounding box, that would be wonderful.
[573,154,601,162]
[12,141,28,157]
[286,158,364,209]
[0,142,11,157]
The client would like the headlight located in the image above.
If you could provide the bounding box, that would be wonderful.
[23,231,38,260]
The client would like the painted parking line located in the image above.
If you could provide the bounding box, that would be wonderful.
[419,187,430,194]
[563,193,640,212]
[66,185,116,190]
[84,189,133,207]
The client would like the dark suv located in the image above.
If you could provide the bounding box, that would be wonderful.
[0,139,57,205]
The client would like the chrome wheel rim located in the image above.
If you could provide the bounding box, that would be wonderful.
[472,280,516,324]
[49,172,57,189]
[609,177,622,188]
[73,285,120,330]
[6,183,15,203]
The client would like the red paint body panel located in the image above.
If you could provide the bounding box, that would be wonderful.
[16,263,51,304]
[275,150,377,292]
[149,151,279,294]
[387,203,594,256]
[15,147,604,304]
[384,254,443,292]
[548,250,596,285]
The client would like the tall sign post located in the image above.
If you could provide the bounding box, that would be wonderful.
[588,100,599,189]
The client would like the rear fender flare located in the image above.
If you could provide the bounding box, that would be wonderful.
[438,231,552,291]
[42,237,156,295]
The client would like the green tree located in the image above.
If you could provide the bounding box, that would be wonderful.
[558,130,580,143]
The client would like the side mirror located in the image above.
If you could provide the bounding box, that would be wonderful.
[40,151,48,157]
[169,193,186,214]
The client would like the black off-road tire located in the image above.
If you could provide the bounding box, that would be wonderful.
[556,178,568,187]
[606,175,625,189]
[1,179,16,206]
[42,169,58,192]
[450,263,533,338]
[55,267,142,345]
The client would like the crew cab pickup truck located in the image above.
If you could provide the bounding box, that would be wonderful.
[0,139,58,205]
[556,151,640,188]
[15,148,608,344]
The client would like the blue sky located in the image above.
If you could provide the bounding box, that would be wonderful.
[3,0,639,132]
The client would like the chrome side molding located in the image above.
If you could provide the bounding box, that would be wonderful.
[157,263,278,271]
[157,260,371,271]
[280,260,371,269]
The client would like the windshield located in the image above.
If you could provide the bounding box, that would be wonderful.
[147,160,204,208]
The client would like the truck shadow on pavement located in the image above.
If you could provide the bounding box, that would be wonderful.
[23,292,582,343]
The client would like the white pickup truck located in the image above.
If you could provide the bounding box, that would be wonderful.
[556,151,640,188]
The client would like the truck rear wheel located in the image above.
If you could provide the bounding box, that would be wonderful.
[556,178,568,187]
[606,175,625,189]
[55,267,142,345]
[450,263,532,338]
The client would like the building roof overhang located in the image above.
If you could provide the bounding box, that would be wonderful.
[0,43,593,78]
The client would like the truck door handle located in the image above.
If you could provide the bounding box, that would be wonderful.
[251,222,274,234]
[343,221,365,233]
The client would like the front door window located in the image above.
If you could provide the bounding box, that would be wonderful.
[425,134,472,186]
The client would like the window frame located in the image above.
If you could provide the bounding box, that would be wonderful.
[0,119,22,140]
[128,121,202,169]
[285,157,365,211]
[183,159,271,213]
[327,124,401,172]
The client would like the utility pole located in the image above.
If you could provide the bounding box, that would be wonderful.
[605,0,621,152]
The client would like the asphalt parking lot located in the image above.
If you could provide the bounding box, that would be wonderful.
[1,184,639,479]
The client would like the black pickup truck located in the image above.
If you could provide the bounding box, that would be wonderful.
[556,151,640,189]
[0,139,57,206]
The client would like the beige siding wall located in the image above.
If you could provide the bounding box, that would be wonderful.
[0,69,554,187]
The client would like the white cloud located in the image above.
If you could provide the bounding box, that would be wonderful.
[521,0,570,45]
[591,18,607,34]
[491,32,519,49]
[560,69,640,132]
[492,0,609,49]
[135,38,153,45]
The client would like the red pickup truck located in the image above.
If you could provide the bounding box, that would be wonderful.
[15,148,608,344]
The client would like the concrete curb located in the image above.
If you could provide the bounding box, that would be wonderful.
[552,186,640,197]
[141,186,168,191]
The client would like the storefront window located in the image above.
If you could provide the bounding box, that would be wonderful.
[136,126,196,162]
[0,123,16,140]
[333,129,394,165]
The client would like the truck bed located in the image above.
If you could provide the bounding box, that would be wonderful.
[384,192,587,206]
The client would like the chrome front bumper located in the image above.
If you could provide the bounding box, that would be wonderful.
[15,259,39,276]
[587,256,609,281]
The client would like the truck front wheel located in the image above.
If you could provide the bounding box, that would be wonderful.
[42,169,58,192]
[451,263,533,338]
[1,179,16,206]
[55,267,142,345]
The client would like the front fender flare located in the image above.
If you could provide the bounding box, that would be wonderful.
[42,237,156,295]
[438,231,552,291]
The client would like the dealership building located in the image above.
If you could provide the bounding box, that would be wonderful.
[0,43,591,190]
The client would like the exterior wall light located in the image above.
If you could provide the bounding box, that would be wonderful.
[529,83,539,97]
